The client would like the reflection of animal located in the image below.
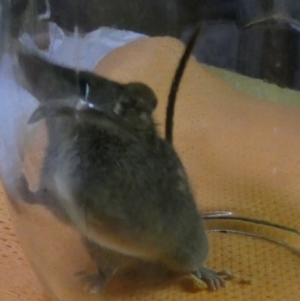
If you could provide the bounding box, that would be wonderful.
[17,27,229,292]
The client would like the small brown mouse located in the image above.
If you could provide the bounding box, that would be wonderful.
[16,31,230,292]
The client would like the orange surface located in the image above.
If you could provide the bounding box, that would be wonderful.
[1,37,300,301]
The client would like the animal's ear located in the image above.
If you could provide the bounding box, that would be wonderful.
[17,51,79,103]
[123,82,158,113]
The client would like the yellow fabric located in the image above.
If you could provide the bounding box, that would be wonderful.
[1,36,300,300]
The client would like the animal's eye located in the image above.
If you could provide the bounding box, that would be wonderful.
[128,98,138,109]
[123,99,140,115]
[115,98,138,115]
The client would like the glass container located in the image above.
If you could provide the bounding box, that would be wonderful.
[1,1,300,301]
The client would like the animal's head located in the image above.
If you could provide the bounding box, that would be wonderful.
[17,51,158,137]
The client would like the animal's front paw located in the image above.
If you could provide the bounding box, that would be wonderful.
[17,173,35,203]
[192,267,233,291]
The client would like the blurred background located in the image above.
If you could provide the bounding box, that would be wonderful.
[5,0,300,91]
